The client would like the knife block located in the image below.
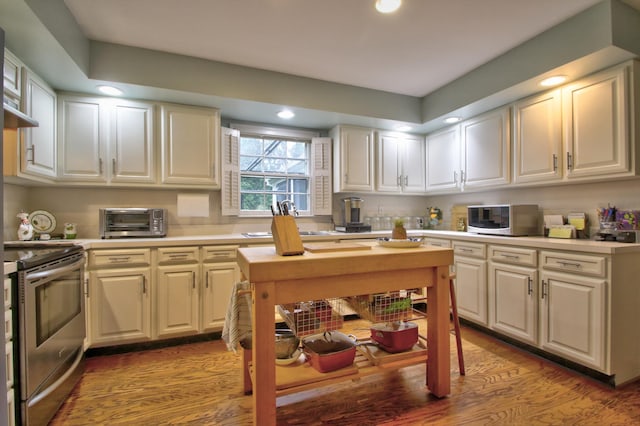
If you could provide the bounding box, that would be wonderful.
[271,215,304,256]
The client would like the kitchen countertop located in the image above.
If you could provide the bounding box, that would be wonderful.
[4,230,640,255]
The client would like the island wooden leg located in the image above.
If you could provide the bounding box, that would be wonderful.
[426,265,451,397]
[252,281,277,426]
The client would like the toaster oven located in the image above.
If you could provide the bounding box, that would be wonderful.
[99,208,167,238]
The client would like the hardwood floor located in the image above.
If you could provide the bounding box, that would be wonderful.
[51,319,640,425]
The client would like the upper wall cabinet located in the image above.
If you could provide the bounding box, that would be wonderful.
[562,62,635,180]
[376,131,425,194]
[160,103,220,188]
[513,60,638,186]
[331,125,374,192]
[58,95,156,184]
[512,89,563,184]
[426,107,510,193]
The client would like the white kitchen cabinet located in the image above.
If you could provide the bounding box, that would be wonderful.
[3,49,21,109]
[156,247,200,338]
[562,63,633,180]
[58,96,105,181]
[331,125,374,192]
[58,95,156,184]
[426,106,509,193]
[452,241,487,326]
[425,125,460,192]
[201,246,239,332]
[87,249,152,346]
[539,250,607,371]
[488,245,538,345]
[108,99,156,183]
[460,107,510,190]
[512,90,562,184]
[20,68,57,179]
[160,103,220,187]
[376,131,425,194]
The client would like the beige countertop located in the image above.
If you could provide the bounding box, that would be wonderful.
[4,230,640,255]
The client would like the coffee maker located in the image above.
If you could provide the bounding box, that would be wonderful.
[335,197,371,233]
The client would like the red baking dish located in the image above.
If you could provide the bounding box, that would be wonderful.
[370,321,418,353]
[302,331,356,373]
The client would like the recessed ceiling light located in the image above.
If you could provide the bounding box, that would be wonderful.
[277,110,295,119]
[444,117,462,124]
[97,85,123,96]
[375,0,401,14]
[540,75,567,87]
[395,125,412,132]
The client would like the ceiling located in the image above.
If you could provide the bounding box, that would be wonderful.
[64,0,610,98]
[4,0,640,132]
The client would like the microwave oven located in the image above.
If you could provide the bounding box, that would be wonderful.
[99,208,167,238]
[467,204,539,236]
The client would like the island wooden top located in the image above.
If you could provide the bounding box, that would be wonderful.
[237,243,454,283]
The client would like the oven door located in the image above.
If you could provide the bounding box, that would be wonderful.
[20,252,86,405]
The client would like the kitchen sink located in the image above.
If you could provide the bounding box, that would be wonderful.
[242,231,331,237]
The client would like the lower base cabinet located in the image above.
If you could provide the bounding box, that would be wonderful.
[89,267,152,345]
[539,270,606,370]
[201,262,239,332]
[156,263,200,338]
[453,241,487,326]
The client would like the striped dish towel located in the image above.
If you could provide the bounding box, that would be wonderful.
[222,281,252,353]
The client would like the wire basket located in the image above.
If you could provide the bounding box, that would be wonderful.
[277,299,345,337]
[346,290,416,323]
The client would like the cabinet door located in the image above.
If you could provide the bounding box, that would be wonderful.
[461,107,510,189]
[489,262,538,344]
[90,268,151,345]
[20,69,57,178]
[376,132,401,192]
[401,134,426,193]
[513,90,562,184]
[109,100,155,183]
[156,264,200,337]
[333,126,374,192]
[454,256,487,325]
[161,104,220,187]
[426,125,460,192]
[58,96,106,181]
[563,65,629,179]
[201,262,239,332]
[3,49,21,108]
[539,271,606,371]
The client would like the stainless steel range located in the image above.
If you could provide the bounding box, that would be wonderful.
[4,244,86,425]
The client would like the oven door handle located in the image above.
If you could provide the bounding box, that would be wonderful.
[26,257,84,284]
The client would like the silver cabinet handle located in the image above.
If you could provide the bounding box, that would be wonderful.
[567,152,573,170]
[541,280,547,299]
[453,170,458,186]
[558,261,582,269]
[192,271,196,289]
[404,175,408,186]
[26,145,35,163]
[112,158,116,174]
[99,157,104,174]
[552,154,558,172]
[108,256,131,263]
[527,277,533,295]
[500,254,520,259]
[142,275,147,294]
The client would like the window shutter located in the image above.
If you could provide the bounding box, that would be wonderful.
[221,127,240,216]
[311,137,332,215]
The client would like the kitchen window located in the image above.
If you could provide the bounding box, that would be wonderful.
[239,135,310,214]
[222,124,332,217]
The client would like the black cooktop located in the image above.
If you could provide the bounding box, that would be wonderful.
[4,244,83,270]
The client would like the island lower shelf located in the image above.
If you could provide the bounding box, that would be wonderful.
[248,339,428,397]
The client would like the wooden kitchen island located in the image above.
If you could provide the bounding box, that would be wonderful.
[237,243,454,426]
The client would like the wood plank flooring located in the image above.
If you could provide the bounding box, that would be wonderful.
[50,319,640,425]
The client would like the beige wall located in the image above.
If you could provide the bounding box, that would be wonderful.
[5,178,640,240]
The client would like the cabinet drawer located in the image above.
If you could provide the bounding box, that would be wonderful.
[4,278,11,310]
[89,249,151,268]
[453,241,486,259]
[540,250,606,277]
[489,245,537,267]
[5,341,13,389]
[4,310,11,342]
[157,247,200,264]
[423,238,451,248]
[202,245,238,262]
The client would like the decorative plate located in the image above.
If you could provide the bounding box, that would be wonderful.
[377,237,423,248]
[28,210,56,234]
[275,349,301,365]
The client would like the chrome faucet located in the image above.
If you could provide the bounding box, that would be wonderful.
[280,200,298,216]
